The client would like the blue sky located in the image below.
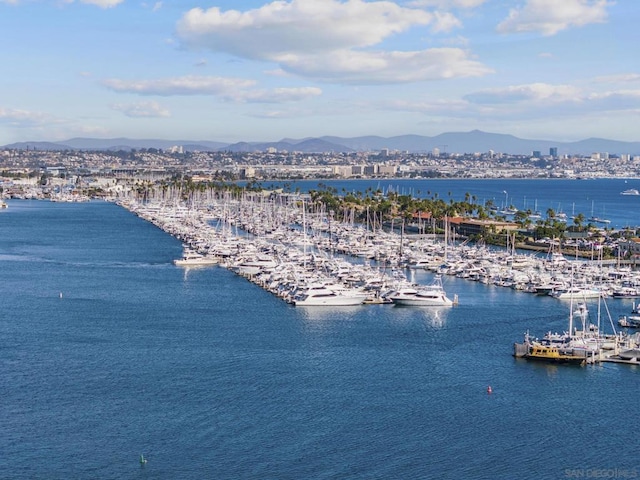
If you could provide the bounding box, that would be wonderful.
[0,0,637,144]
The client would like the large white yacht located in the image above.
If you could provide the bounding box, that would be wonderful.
[292,285,366,306]
[389,276,454,307]
[549,286,602,300]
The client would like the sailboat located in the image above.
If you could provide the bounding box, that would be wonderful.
[588,200,611,224]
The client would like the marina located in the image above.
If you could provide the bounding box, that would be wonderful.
[106,182,640,366]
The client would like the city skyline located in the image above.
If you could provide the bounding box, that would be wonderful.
[1,0,638,145]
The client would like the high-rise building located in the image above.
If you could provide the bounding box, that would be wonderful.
[549,147,558,157]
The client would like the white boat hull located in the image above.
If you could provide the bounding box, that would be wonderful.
[174,258,219,266]
[294,296,364,306]
[391,296,453,307]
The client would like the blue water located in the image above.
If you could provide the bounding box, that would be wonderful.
[1,195,639,480]
[263,177,640,229]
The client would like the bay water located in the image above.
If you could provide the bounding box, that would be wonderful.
[1,192,638,479]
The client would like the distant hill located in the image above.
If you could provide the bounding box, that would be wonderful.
[61,137,229,151]
[2,138,228,152]
[317,131,640,156]
[3,141,75,151]
[220,138,353,153]
[3,131,640,155]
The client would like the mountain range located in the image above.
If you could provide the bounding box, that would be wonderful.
[4,130,640,156]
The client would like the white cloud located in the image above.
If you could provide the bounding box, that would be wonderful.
[1,0,124,6]
[78,0,123,7]
[177,1,437,58]
[464,83,581,104]
[102,75,256,96]
[594,73,640,84]
[228,87,322,103]
[264,68,290,77]
[111,101,170,118]
[279,48,492,84]
[408,0,486,8]
[175,0,484,85]
[387,83,640,123]
[102,74,322,104]
[497,0,612,36]
[0,107,53,127]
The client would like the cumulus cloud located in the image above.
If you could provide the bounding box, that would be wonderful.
[177,0,437,57]
[280,48,492,84]
[175,0,487,84]
[111,101,170,118]
[102,75,256,96]
[497,0,611,36]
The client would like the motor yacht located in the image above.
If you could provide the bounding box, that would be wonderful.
[389,275,454,306]
[292,285,366,306]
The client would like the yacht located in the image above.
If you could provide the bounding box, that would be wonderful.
[389,275,454,307]
[292,285,366,306]
[550,286,602,300]
[173,250,219,267]
[620,188,640,196]
[232,256,278,276]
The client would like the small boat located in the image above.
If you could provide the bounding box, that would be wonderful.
[588,216,611,224]
[618,316,640,328]
[620,188,640,196]
[618,302,640,328]
[524,343,586,365]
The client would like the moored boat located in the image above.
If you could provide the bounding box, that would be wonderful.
[618,302,640,328]
[388,275,455,307]
[524,342,586,365]
[550,286,602,300]
[292,285,366,306]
